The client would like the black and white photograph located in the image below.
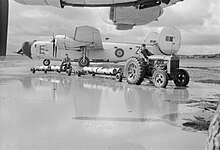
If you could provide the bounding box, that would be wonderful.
[0,0,220,150]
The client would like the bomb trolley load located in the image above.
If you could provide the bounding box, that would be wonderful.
[124,27,189,88]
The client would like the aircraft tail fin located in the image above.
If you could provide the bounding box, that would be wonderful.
[73,25,103,49]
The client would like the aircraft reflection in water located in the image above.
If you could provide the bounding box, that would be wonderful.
[1,76,207,150]
[18,76,189,122]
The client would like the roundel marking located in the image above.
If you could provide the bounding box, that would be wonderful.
[115,48,124,58]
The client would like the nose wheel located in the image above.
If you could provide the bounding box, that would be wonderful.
[43,59,50,66]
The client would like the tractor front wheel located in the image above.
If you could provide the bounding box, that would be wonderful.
[152,70,168,88]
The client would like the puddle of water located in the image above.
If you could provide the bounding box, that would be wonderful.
[0,75,210,149]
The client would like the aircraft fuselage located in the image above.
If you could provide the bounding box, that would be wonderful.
[30,41,140,63]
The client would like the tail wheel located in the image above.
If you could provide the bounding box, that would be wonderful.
[173,69,190,87]
[152,70,168,88]
[124,57,146,85]
[78,57,90,67]
[43,59,50,66]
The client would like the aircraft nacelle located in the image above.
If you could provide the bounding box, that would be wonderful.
[100,6,163,30]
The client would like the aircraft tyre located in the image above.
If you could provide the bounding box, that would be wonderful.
[43,59,50,66]
[78,57,90,67]
[173,69,190,87]
[152,70,168,88]
[124,57,145,85]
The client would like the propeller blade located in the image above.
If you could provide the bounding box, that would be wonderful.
[51,34,56,57]
[0,0,9,60]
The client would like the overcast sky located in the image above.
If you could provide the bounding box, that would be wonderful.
[7,0,220,54]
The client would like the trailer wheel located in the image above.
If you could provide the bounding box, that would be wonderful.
[78,57,90,67]
[77,72,81,77]
[43,59,50,66]
[124,57,145,85]
[174,69,190,87]
[152,70,168,88]
[31,68,35,73]
[115,73,123,82]
[67,69,72,76]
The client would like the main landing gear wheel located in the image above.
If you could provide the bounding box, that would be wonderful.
[43,59,50,66]
[124,57,145,85]
[173,69,190,87]
[78,57,90,67]
[152,70,168,88]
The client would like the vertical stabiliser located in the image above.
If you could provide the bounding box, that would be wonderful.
[0,0,8,60]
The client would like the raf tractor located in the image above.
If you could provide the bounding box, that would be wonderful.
[124,27,189,88]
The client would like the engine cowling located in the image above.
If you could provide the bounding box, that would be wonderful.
[100,6,163,30]
[14,0,61,8]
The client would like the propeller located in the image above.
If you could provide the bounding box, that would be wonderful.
[0,0,9,60]
[51,33,56,57]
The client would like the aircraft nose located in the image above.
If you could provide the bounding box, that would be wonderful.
[21,41,33,59]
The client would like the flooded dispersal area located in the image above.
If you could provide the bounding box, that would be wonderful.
[1,56,220,150]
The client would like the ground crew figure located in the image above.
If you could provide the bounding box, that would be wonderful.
[60,54,71,71]
[139,44,153,62]
[140,44,153,60]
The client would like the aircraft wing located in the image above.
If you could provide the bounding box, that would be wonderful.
[14,0,180,8]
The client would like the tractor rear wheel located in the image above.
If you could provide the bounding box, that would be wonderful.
[124,57,146,85]
[152,70,168,88]
[173,69,190,87]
